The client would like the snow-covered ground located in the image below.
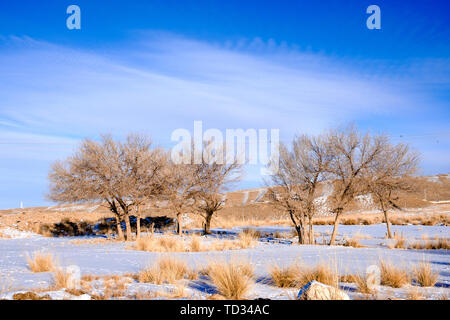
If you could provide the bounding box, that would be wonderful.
[0,223,449,300]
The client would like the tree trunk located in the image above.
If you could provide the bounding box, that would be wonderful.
[115,215,125,241]
[176,212,183,235]
[384,209,393,239]
[295,225,303,244]
[329,214,340,245]
[136,206,141,239]
[308,217,315,244]
[203,212,213,235]
[124,214,132,241]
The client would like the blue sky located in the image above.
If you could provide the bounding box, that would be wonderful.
[0,0,449,209]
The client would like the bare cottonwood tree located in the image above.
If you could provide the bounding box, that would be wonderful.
[162,155,199,235]
[121,134,166,239]
[48,134,163,241]
[48,136,128,240]
[192,141,243,235]
[326,125,387,245]
[365,142,420,238]
[267,135,330,244]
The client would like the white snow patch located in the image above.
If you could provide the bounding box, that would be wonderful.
[0,227,40,239]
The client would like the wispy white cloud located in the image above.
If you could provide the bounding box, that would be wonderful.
[0,33,448,207]
[1,34,438,139]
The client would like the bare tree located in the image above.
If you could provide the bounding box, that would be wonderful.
[48,136,128,240]
[326,125,386,245]
[192,141,243,235]
[267,135,330,244]
[365,142,420,238]
[162,156,199,235]
[48,134,164,241]
[121,134,166,239]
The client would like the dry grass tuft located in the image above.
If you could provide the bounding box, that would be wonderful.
[298,263,339,288]
[189,235,204,252]
[138,256,190,285]
[379,259,410,288]
[27,251,56,273]
[132,234,256,253]
[405,287,425,300]
[409,238,450,250]
[269,264,301,288]
[52,267,72,289]
[134,236,186,252]
[269,261,339,289]
[387,232,407,249]
[206,260,254,299]
[13,292,52,300]
[0,276,12,297]
[343,235,363,248]
[237,231,257,248]
[412,261,438,287]
[241,228,262,238]
[350,274,374,294]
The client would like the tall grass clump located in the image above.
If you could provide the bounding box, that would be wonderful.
[298,262,339,288]
[409,238,450,250]
[350,274,374,294]
[413,261,438,287]
[134,236,186,252]
[206,260,254,299]
[387,232,407,249]
[269,264,301,288]
[343,235,363,248]
[189,235,204,252]
[138,256,191,284]
[52,267,72,289]
[27,251,55,273]
[237,231,257,248]
[379,259,410,288]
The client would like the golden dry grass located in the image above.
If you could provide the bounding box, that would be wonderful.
[52,267,71,289]
[237,231,257,248]
[134,236,186,252]
[409,238,450,250]
[131,234,256,253]
[189,235,203,252]
[138,256,191,285]
[26,251,56,273]
[298,262,339,288]
[412,261,438,287]
[387,232,407,249]
[206,260,254,299]
[269,261,340,289]
[343,235,363,248]
[405,287,426,300]
[0,276,12,297]
[269,263,301,288]
[379,259,410,288]
[350,274,374,294]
